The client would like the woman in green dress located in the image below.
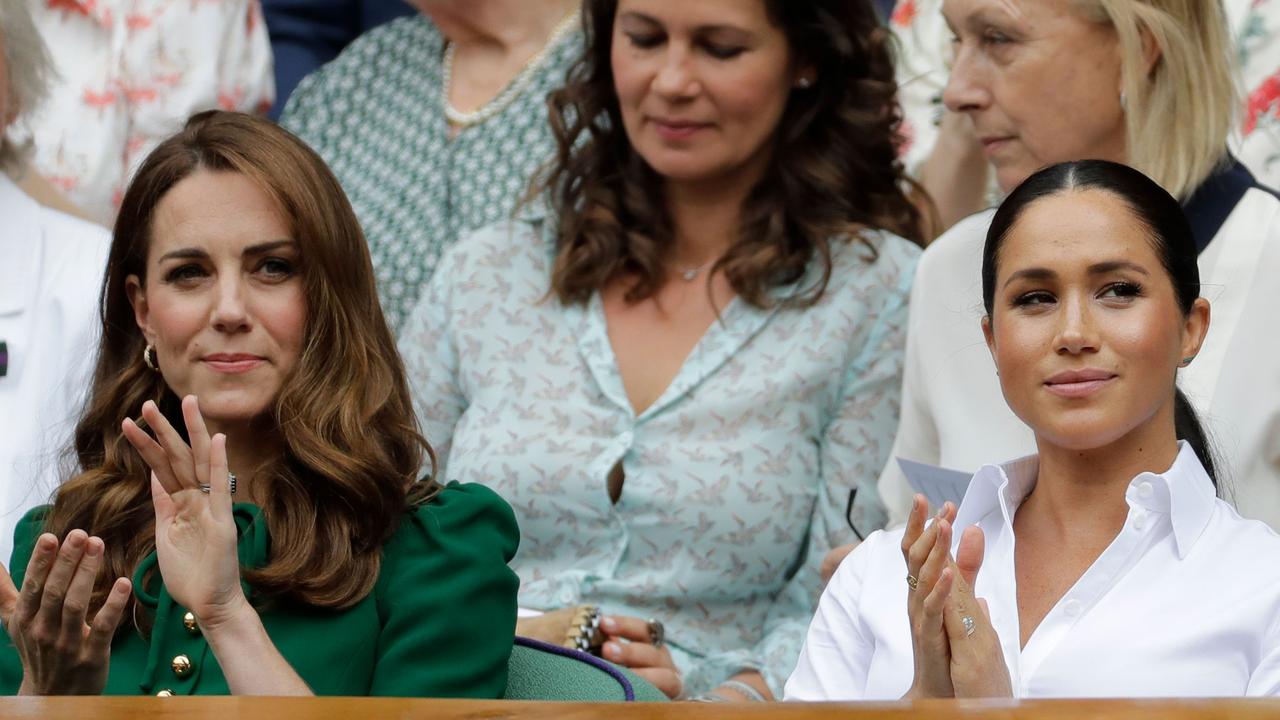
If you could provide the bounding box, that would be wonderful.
[0,110,519,697]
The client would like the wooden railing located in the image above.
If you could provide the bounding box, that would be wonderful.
[0,697,1276,719]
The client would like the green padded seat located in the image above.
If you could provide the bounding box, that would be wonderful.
[503,637,670,702]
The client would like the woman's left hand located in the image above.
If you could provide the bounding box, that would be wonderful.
[600,615,682,699]
[941,526,1013,698]
[122,396,248,631]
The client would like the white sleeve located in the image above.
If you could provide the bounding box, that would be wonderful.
[784,530,887,701]
[876,251,941,527]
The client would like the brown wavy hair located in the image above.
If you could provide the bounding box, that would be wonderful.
[44,111,438,624]
[544,0,926,308]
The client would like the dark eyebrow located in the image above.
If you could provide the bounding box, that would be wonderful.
[1002,267,1055,289]
[1001,260,1151,290]
[1087,260,1149,277]
[157,239,297,264]
[618,10,750,37]
[243,239,299,256]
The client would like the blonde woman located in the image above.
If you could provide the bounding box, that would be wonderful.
[873,0,1280,532]
[888,0,1280,231]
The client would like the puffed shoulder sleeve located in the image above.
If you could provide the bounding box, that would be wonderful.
[0,507,51,694]
[369,482,520,698]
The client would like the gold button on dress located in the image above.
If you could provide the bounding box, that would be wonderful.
[171,655,193,677]
[183,612,200,635]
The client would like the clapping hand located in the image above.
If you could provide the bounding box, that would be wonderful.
[942,526,1012,698]
[901,495,959,699]
[122,396,248,632]
[900,494,1012,699]
[0,531,131,695]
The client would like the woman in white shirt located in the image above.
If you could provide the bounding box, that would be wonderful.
[874,0,1280,532]
[787,160,1280,700]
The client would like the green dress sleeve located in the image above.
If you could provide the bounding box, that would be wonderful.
[369,482,520,698]
[0,506,51,694]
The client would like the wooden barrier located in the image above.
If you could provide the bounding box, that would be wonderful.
[0,697,1276,719]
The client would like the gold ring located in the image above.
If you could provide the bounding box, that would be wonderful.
[906,574,919,591]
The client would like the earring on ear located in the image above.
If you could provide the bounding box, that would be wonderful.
[796,76,814,89]
[1180,356,1196,367]
[143,344,160,372]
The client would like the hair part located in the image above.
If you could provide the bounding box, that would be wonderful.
[1074,0,1235,199]
[46,111,438,625]
[0,1,56,171]
[982,159,1217,485]
[541,0,927,310]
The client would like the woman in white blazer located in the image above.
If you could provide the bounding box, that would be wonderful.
[0,4,111,565]
[871,0,1280,533]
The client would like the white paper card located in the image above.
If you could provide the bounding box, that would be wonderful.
[897,458,973,509]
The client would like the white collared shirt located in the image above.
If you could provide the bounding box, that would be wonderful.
[786,443,1280,699]
[0,175,110,566]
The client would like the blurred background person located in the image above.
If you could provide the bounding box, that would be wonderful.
[889,0,1280,235]
[400,0,924,701]
[282,0,582,332]
[260,0,413,119]
[876,0,1280,534]
[0,0,110,568]
[7,0,272,225]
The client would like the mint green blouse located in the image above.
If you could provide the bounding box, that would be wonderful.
[0,483,519,697]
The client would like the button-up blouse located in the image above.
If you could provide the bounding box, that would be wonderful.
[786,442,1280,700]
[0,483,519,697]
[398,213,920,695]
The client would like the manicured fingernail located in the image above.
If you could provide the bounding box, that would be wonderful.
[86,539,102,557]
[600,616,618,632]
[67,531,85,548]
[36,534,56,551]
[604,642,622,659]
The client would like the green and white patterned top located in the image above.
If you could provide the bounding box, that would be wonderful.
[282,16,582,331]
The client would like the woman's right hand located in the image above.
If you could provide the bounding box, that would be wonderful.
[0,530,132,695]
[901,494,958,700]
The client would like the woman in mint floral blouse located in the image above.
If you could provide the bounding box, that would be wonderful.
[400,0,924,703]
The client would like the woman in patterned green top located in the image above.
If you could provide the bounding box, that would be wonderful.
[282,1,583,332]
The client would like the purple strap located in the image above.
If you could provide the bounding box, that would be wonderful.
[514,635,637,701]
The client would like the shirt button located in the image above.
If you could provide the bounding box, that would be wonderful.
[1132,513,1147,531]
[1137,481,1154,499]
[183,612,200,635]
[156,689,175,697]
[618,431,633,446]
[1063,599,1083,618]
[172,654,194,677]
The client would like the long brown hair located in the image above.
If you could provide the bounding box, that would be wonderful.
[46,111,437,622]
[545,0,926,308]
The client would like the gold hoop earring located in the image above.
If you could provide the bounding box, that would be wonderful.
[143,344,159,372]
